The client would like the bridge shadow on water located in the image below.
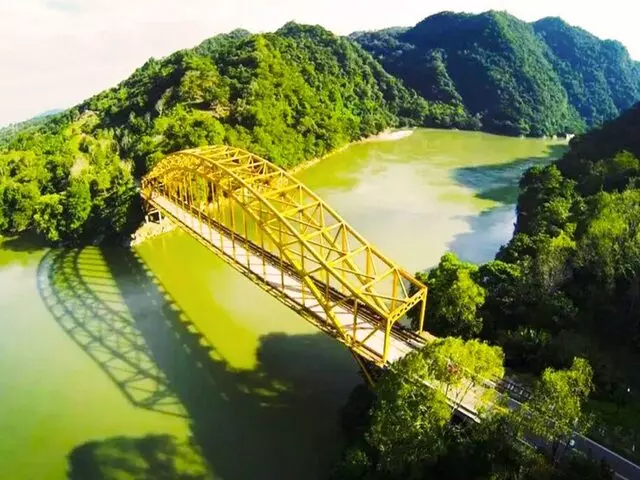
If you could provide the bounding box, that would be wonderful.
[37,246,357,480]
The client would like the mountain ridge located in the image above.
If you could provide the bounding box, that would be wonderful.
[0,22,470,243]
[351,10,640,136]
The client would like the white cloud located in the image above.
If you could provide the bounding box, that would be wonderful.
[1,0,639,127]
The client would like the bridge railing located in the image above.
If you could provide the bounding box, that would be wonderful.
[141,146,429,365]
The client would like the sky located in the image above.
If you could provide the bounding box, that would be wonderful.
[1,0,639,127]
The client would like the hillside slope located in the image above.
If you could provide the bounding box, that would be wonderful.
[533,17,640,128]
[491,101,640,374]
[0,23,468,243]
[352,11,640,137]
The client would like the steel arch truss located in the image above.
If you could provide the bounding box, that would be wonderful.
[141,145,428,368]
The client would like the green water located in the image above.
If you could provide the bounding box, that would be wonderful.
[0,129,565,479]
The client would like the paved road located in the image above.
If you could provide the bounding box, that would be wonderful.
[500,395,640,479]
[571,434,638,479]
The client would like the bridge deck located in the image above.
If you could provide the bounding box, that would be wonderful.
[149,194,425,365]
[146,193,486,418]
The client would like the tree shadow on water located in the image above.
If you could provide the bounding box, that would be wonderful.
[447,206,516,264]
[37,247,357,480]
[451,144,567,204]
[446,145,567,263]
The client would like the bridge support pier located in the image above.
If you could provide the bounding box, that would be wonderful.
[144,208,163,224]
[351,352,383,387]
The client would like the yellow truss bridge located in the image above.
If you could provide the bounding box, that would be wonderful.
[141,145,429,383]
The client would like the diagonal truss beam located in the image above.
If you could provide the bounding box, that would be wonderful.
[141,145,429,364]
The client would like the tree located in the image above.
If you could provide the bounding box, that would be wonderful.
[367,351,452,477]
[335,338,505,478]
[62,178,92,239]
[477,260,525,336]
[33,193,63,242]
[1,180,40,233]
[152,106,226,155]
[430,414,546,479]
[334,350,607,480]
[515,357,594,460]
[420,337,506,414]
[516,165,576,237]
[413,253,485,338]
[576,189,640,290]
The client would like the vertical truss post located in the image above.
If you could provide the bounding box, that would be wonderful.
[187,177,194,229]
[279,222,285,290]
[242,187,250,269]
[207,181,215,246]
[418,291,427,335]
[340,226,347,295]
[383,320,391,364]
[300,239,306,304]
[230,191,237,259]
[217,188,224,252]
[259,205,267,280]
[196,179,204,238]
[352,299,358,341]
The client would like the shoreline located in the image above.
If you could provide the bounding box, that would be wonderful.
[131,128,415,245]
[288,128,415,176]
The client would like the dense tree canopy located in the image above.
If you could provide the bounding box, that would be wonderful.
[0,23,470,244]
[352,11,640,137]
[2,15,639,245]
[412,103,640,377]
[533,17,640,128]
[0,113,137,243]
[412,253,485,338]
[516,358,594,458]
[402,102,640,466]
[501,103,640,355]
[333,340,609,479]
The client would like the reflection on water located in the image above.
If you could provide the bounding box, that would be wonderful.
[0,129,567,480]
[297,129,566,270]
[37,246,356,479]
[451,145,567,203]
[67,434,212,480]
[447,205,516,264]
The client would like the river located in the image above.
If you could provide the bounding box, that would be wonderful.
[0,129,566,479]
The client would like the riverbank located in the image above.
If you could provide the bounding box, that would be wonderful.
[132,129,416,245]
[129,216,176,246]
[288,128,415,175]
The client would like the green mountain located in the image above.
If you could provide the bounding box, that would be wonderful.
[492,101,640,376]
[351,11,640,137]
[533,17,640,127]
[0,23,469,243]
[0,109,63,143]
[88,23,474,174]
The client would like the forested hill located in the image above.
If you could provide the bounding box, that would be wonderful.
[351,11,640,137]
[0,23,470,244]
[375,103,640,474]
[533,17,640,128]
[84,23,471,174]
[502,102,640,364]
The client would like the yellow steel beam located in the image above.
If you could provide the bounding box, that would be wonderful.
[141,145,429,367]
